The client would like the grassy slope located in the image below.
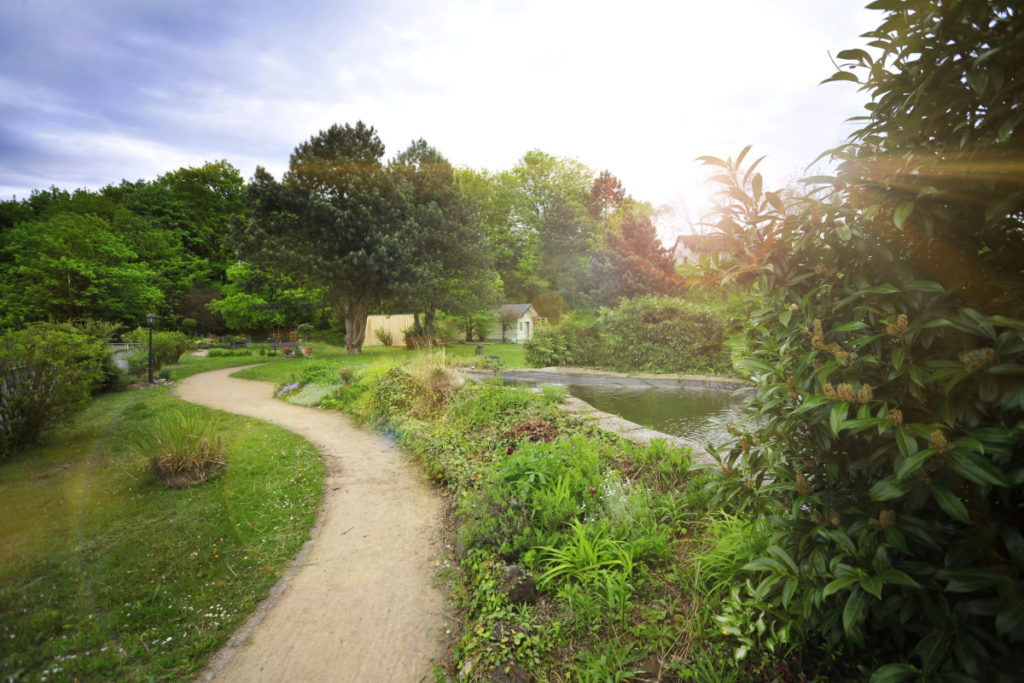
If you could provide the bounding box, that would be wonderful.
[0,368,324,680]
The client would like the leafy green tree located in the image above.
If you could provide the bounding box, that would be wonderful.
[703,1,1024,677]
[0,212,162,328]
[388,140,497,337]
[458,151,598,302]
[234,122,401,353]
[207,262,325,334]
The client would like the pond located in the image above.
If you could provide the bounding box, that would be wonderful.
[566,384,746,448]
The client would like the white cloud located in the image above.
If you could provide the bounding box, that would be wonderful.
[1,0,880,232]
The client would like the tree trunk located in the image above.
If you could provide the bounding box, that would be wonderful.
[423,308,435,337]
[413,312,423,337]
[336,298,369,354]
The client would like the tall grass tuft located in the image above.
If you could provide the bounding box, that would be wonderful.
[136,406,226,487]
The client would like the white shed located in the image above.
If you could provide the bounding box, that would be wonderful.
[489,304,541,344]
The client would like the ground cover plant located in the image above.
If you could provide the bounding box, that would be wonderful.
[0,382,325,680]
[327,354,753,680]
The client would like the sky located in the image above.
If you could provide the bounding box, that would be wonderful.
[0,0,880,242]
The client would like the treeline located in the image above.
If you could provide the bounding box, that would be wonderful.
[0,127,681,346]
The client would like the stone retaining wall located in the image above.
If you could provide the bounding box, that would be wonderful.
[461,367,744,466]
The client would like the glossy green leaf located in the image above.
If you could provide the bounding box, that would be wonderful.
[823,575,859,597]
[918,630,947,672]
[843,587,867,635]
[871,475,910,501]
[869,663,919,683]
[948,451,1009,487]
[929,485,970,523]
[830,401,849,436]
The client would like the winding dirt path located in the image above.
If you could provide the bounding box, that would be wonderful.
[175,366,446,682]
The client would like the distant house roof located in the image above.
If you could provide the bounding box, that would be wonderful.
[498,303,533,317]
[672,233,730,265]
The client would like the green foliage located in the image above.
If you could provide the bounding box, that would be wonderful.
[235,122,394,354]
[135,406,226,487]
[284,384,337,407]
[0,323,105,458]
[0,212,163,328]
[389,140,498,336]
[700,3,1024,675]
[599,295,731,374]
[207,262,325,333]
[205,347,253,357]
[524,296,732,374]
[292,361,342,386]
[123,329,189,373]
[523,326,573,367]
[333,361,729,680]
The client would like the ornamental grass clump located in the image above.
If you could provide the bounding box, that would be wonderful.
[139,407,226,487]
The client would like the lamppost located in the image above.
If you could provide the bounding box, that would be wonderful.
[146,313,156,383]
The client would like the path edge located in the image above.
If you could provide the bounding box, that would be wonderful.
[173,371,335,683]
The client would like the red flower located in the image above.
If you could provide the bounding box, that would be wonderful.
[506,447,514,455]
[589,487,597,494]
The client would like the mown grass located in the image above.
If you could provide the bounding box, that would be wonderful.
[0,378,324,680]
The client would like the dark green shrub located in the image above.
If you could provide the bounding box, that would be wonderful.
[599,295,731,374]
[0,323,104,458]
[123,328,189,373]
[206,348,253,357]
[701,1,1024,671]
[523,326,573,367]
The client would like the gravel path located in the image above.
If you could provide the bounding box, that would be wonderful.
[175,366,446,682]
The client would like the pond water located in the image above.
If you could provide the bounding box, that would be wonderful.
[566,384,746,448]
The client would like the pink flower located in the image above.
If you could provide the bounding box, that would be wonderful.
[589,487,597,494]
[506,447,514,455]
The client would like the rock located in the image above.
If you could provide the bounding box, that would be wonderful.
[499,565,537,605]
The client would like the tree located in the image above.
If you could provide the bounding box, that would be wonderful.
[207,262,325,334]
[234,122,401,353]
[0,212,162,328]
[458,151,598,303]
[388,140,497,337]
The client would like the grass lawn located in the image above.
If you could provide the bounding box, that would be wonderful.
[230,342,528,384]
[0,371,325,680]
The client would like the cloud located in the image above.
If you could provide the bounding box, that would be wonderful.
[0,0,879,219]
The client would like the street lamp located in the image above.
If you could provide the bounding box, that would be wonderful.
[146,313,156,383]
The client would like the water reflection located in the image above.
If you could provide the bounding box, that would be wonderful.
[567,384,745,448]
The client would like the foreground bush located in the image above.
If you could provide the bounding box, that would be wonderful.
[525,295,732,375]
[0,323,105,458]
[703,2,1024,677]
